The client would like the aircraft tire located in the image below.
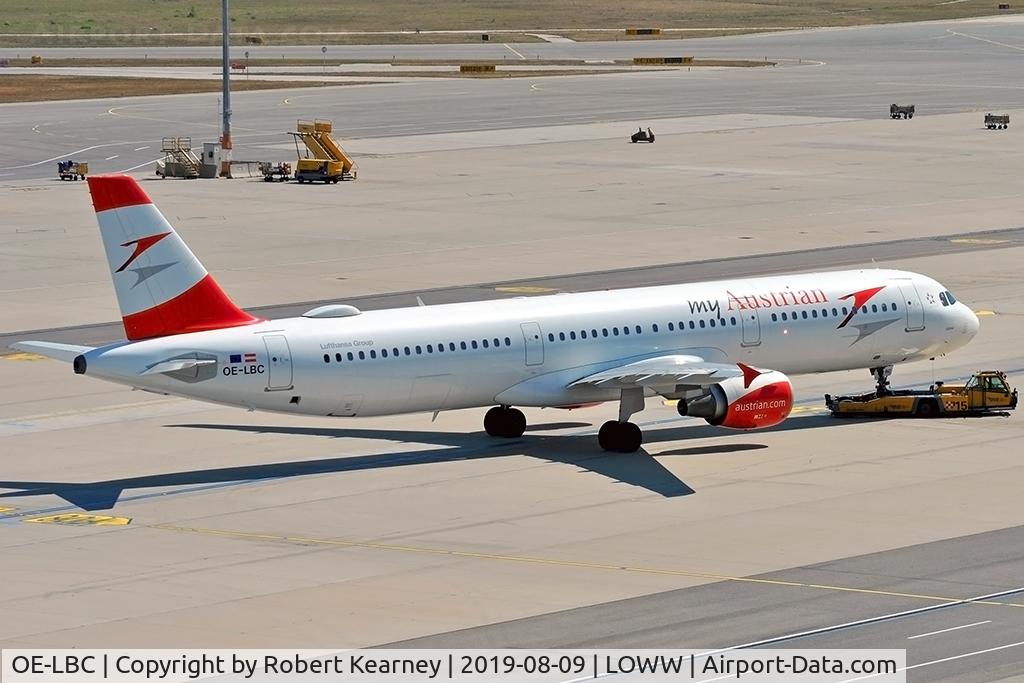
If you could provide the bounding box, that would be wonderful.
[598,420,643,453]
[484,406,526,437]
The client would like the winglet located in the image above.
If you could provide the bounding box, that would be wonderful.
[737,362,762,389]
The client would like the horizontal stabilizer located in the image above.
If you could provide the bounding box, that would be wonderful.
[140,358,217,376]
[10,341,95,363]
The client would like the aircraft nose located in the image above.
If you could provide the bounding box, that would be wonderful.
[964,305,980,338]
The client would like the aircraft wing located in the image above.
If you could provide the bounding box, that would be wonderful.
[568,354,749,390]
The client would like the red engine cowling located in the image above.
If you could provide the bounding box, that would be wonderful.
[681,368,793,430]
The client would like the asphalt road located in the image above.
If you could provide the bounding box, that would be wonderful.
[4,18,1024,179]
[4,224,1022,350]
[392,524,1024,682]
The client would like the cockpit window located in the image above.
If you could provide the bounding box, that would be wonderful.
[939,292,949,306]
[945,290,957,304]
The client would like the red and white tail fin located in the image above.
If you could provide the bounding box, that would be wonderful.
[87,175,260,340]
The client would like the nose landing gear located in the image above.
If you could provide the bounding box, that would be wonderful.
[871,365,894,397]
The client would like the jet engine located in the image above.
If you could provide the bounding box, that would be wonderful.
[677,369,793,429]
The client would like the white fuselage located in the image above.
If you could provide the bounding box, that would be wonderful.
[78,269,978,417]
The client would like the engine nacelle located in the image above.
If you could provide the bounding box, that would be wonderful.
[679,369,793,430]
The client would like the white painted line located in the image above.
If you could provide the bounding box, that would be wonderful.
[117,157,164,173]
[839,639,1024,682]
[907,620,990,640]
[104,155,119,161]
[947,28,1024,51]
[559,584,1024,683]
[503,43,527,60]
[133,146,150,151]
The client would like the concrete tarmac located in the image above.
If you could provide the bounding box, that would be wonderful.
[5,16,1024,179]
[1,17,1024,680]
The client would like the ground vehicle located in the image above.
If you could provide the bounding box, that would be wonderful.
[985,113,1009,130]
[290,120,356,184]
[890,104,915,119]
[57,160,88,181]
[826,371,1017,417]
[630,127,655,143]
[259,161,292,182]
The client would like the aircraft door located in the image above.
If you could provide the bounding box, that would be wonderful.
[520,322,544,366]
[263,334,293,390]
[896,282,926,331]
[740,309,761,347]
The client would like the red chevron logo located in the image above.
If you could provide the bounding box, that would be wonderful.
[837,285,887,328]
[116,232,170,273]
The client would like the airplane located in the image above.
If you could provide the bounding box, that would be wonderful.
[13,175,980,453]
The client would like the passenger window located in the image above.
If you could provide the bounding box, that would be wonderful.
[415,346,422,354]
[449,342,456,351]
[403,347,410,356]
[559,332,566,341]
[881,303,887,312]
[699,320,706,328]
[892,303,898,310]
[370,350,377,359]
[323,354,330,363]
[709,319,716,327]
[613,328,619,336]
[812,310,818,318]
[652,324,659,333]
[569,332,576,340]
[382,349,388,358]
[581,330,588,339]
[871,304,877,313]
[730,316,737,325]
[493,338,500,347]
[689,321,695,329]
[602,328,609,337]
[635,325,642,334]
[821,309,828,317]
[623,326,630,335]
[590,329,597,338]
[484,339,491,348]
[781,312,788,321]
[359,351,366,360]
[832,307,838,317]
[393,348,399,357]
[505,337,512,346]
[548,333,554,342]
[668,322,675,331]
[461,341,467,350]
[771,313,777,322]
[349,352,355,361]
[471,341,478,349]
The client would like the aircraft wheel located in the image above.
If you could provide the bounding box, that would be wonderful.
[598,420,643,453]
[484,406,526,438]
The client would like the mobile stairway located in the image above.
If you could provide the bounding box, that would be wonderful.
[157,137,202,179]
[289,120,357,184]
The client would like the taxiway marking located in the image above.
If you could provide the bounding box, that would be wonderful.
[947,29,1024,52]
[154,523,1024,610]
[104,155,119,161]
[495,285,557,294]
[26,513,131,526]
[0,506,14,513]
[907,620,991,640]
[133,146,150,151]
[504,43,527,60]
[2,352,47,361]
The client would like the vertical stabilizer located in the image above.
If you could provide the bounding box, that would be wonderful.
[87,175,259,340]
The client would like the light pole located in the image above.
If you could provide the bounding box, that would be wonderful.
[321,45,327,76]
[220,0,233,177]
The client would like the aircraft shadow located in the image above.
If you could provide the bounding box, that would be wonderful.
[0,414,848,511]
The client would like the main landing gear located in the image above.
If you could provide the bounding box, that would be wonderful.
[484,405,527,438]
[598,387,645,453]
